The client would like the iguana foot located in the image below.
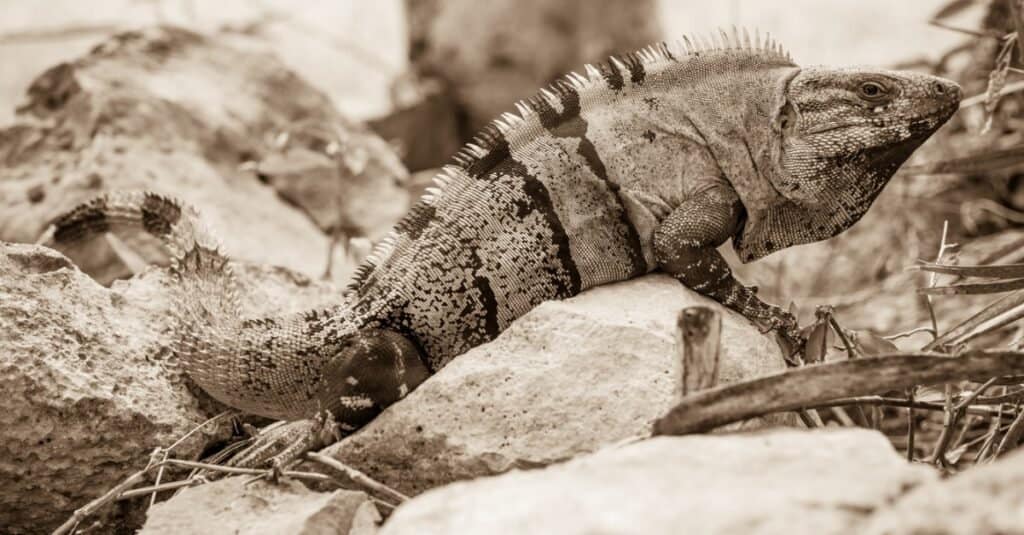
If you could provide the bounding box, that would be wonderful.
[227,411,342,474]
[753,307,805,364]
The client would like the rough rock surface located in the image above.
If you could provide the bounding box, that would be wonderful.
[0,242,343,534]
[380,428,936,535]
[0,26,407,285]
[862,446,1024,534]
[405,0,661,134]
[141,476,380,535]
[326,274,794,496]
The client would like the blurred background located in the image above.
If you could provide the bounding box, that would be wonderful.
[0,0,974,125]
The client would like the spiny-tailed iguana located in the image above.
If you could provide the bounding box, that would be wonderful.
[47,30,960,434]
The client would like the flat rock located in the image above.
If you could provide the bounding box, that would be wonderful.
[0,242,343,533]
[380,428,937,535]
[326,274,795,496]
[142,476,380,535]
[863,446,1024,534]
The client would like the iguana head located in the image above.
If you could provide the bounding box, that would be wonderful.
[773,66,961,207]
[733,66,960,262]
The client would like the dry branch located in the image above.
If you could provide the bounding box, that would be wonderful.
[653,351,1024,436]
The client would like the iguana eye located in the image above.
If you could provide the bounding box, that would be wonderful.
[858,81,888,100]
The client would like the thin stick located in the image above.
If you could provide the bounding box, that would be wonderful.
[151,412,231,507]
[53,470,151,535]
[994,404,1024,458]
[305,452,410,504]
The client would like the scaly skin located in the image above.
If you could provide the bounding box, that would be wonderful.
[47,30,961,438]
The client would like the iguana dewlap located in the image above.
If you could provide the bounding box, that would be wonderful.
[48,30,960,430]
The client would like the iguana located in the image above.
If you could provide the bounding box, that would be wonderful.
[46,30,960,440]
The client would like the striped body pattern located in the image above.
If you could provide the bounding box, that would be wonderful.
[48,29,961,427]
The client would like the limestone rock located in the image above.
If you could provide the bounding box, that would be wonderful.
[0,242,343,533]
[142,477,380,535]
[863,446,1024,535]
[0,26,406,285]
[380,428,936,535]
[326,274,795,496]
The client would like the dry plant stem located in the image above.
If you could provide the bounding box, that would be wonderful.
[931,383,957,466]
[54,457,336,534]
[827,316,858,359]
[306,452,410,504]
[830,407,856,427]
[994,404,1024,458]
[977,405,1006,462]
[951,414,977,453]
[653,351,1024,436]
[52,469,150,535]
[813,396,1015,416]
[906,388,916,461]
[151,412,231,507]
[886,326,937,341]
[928,19,991,38]
[932,377,1004,463]
[925,290,1024,350]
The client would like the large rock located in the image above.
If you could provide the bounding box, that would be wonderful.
[141,476,380,535]
[863,446,1024,534]
[380,428,937,535]
[0,26,407,285]
[0,242,343,533]
[326,274,794,496]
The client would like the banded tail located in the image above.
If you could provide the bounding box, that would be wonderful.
[44,191,430,423]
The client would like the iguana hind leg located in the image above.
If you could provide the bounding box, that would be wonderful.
[226,328,430,470]
[653,182,801,342]
[318,328,431,431]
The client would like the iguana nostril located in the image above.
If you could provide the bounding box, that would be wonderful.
[933,82,945,95]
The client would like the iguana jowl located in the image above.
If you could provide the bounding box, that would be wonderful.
[49,30,961,430]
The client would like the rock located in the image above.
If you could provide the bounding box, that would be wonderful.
[405,0,662,134]
[380,428,936,535]
[0,242,343,534]
[325,274,795,496]
[862,446,1024,535]
[0,26,407,285]
[141,476,380,535]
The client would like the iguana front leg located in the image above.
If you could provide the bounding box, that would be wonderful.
[653,181,802,343]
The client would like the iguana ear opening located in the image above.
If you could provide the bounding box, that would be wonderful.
[773,101,800,133]
[770,68,802,134]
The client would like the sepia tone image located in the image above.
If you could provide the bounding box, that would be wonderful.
[1,1,1022,533]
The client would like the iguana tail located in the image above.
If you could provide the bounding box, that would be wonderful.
[42,190,242,332]
[43,191,430,424]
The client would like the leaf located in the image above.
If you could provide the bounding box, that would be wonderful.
[804,321,833,364]
[917,261,1024,279]
[919,278,1024,295]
